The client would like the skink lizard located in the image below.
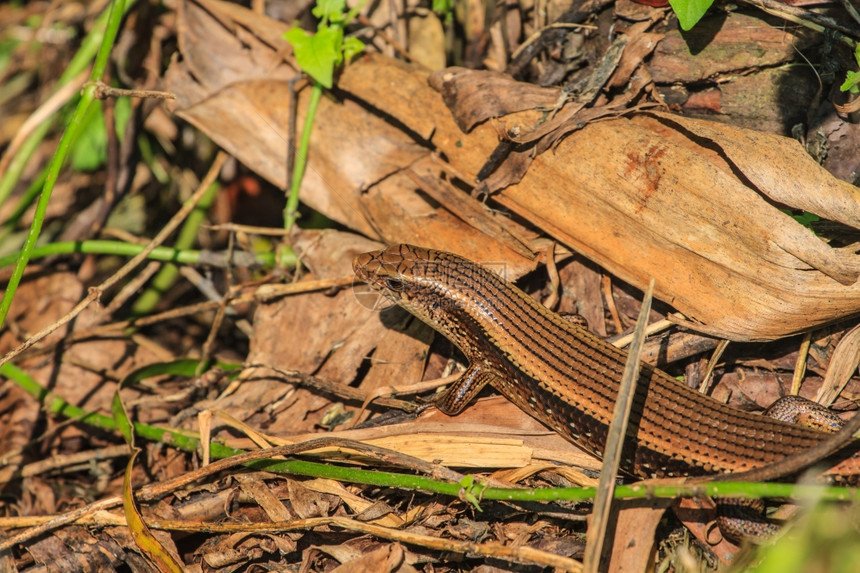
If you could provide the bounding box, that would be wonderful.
[353,244,860,482]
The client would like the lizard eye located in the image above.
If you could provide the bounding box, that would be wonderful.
[384,277,404,291]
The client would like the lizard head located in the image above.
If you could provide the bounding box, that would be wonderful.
[353,244,493,345]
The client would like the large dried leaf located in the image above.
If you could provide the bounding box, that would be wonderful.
[167,0,860,341]
[494,113,860,340]
[414,54,860,339]
[653,112,860,231]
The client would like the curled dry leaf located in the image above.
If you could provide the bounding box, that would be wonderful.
[493,113,860,340]
[346,55,860,339]
[428,66,561,132]
[814,322,860,407]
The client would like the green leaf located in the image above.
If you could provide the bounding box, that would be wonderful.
[285,25,343,88]
[432,0,453,15]
[112,383,135,447]
[783,210,820,229]
[70,99,107,171]
[343,0,370,25]
[669,0,714,31]
[342,36,365,61]
[69,97,133,171]
[312,0,347,24]
[458,474,488,511]
[841,70,860,92]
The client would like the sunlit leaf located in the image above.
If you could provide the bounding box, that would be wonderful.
[342,37,365,61]
[668,0,714,31]
[312,0,347,24]
[841,70,860,92]
[285,25,342,88]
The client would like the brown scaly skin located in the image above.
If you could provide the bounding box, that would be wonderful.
[353,244,860,483]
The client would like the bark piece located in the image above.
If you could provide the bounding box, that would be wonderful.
[649,12,815,84]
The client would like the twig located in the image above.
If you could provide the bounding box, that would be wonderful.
[0,152,228,371]
[86,81,176,100]
[583,279,655,572]
[740,0,860,42]
[0,438,462,552]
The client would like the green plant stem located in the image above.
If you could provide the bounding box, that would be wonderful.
[2,361,208,446]
[4,361,858,505]
[131,181,221,315]
[285,81,323,230]
[0,0,137,207]
[136,133,169,184]
[0,0,128,332]
[0,240,278,269]
[0,170,47,247]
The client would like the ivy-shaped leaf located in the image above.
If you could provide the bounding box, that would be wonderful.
[342,36,365,61]
[669,0,714,31]
[313,0,347,24]
[841,71,860,92]
[285,25,343,88]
